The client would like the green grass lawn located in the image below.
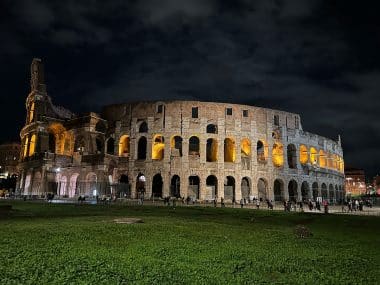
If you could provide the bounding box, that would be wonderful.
[0,201,379,284]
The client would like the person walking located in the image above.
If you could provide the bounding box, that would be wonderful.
[256,199,260,209]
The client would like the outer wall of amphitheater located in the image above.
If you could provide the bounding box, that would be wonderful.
[102,100,345,203]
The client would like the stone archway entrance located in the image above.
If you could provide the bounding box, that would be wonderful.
[258,178,267,201]
[170,175,180,198]
[206,175,218,199]
[152,174,163,198]
[224,176,235,202]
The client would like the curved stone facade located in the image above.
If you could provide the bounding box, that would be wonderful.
[18,59,345,203]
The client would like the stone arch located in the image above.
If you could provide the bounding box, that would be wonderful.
[152,134,165,160]
[310,147,318,165]
[288,180,298,202]
[206,138,218,162]
[95,136,104,153]
[86,172,97,196]
[188,176,200,199]
[95,121,107,133]
[189,136,200,156]
[299,144,308,164]
[59,176,67,196]
[170,135,182,157]
[29,134,37,157]
[287,144,297,169]
[272,143,284,167]
[106,137,115,155]
[152,173,163,198]
[258,178,268,201]
[301,181,310,201]
[74,135,85,152]
[224,176,236,201]
[329,184,335,203]
[137,136,147,160]
[136,173,146,195]
[138,121,148,133]
[32,171,42,195]
[206,175,218,199]
[206,124,218,134]
[224,138,235,162]
[312,182,319,200]
[321,183,328,200]
[24,173,31,195]
[273,179,284,202]
[319,150,327,168]
[257,140,267,163]
[241,177,251,199]
[68,173,79,197]
[170,175,181,198]
[118,135,130,156]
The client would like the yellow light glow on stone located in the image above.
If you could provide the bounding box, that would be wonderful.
[299,144,308,164]
[272,143,284,167]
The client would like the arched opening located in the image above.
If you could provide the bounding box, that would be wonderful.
[59,176,67,197]
[312,182,319,200]
[136,173,146,197]
[189,136,200,156]
[206,124,218,134]
[23,136,29,158]
[152,135,164,160]
[188,176,200,199]
[118,135,130,156]
[206,138,218,162]
[206,175,218,199]
[321,183,328,200]
[68,174,79,197]
[273,179,284,202]
[335,185,339,202]
[257,140,267,162]
[95,137,103,153]
[287,144,297,169]
[171,136,182,157]
[74,136,85,152]
[170,175,181,198]
[152,174,163,198]
[29,102,35,123]
[258,178,268,200]
[137,137,147,160]
[139,121,148,133]
[319,150,326,168]
[241,177,250,200]
[29,134,37,157]
[288,180,298,202]
[118,174,130,198]
[272,143,284,167]
[32,172,42,195]
[224,176,235,201]
[48,133,56,153]
[241,138,251,170]
[310,147,318,165]
[301,181,310,201]
[106,138,115,155]
[224,138,235,162]
[329,184,335,203]
[299,145,308,164]
[86,173,97,197]
[95,121,106,133]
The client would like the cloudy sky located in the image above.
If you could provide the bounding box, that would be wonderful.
[1,0,379,178]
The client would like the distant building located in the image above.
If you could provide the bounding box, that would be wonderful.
[345,167,366,196]
[0,142,20,178]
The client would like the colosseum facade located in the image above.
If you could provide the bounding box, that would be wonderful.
[18,58,345,204]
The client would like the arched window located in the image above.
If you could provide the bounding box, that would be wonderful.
[118,135,130,156]
[29,134,37,156]
[206,138,218,162]
[287,144,297,169]
[171,136,182,157]
[257,140,267,162]
[152,135,165,160]
[48,133,56,153]
[139,121,148,133]
[224,138,235,162]
[310,147,318,165]
[241,138,251,157]
[106,138,115,155]
[95,121,106,133]
[299,145,308,164]
[95,137,104,153]
[29,102,35,123]
[319,150,326,168]
[272,143,284,167]
[137,137,147,160]
[206,124,217,134]
[74,136,85,152]
[189,136,200,156]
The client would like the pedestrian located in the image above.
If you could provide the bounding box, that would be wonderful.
[256,199,260,209]
[240,199,244,208]
[213,197,217,207]
[221,197,225,208]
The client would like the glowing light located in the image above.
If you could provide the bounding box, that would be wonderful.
[299,145,308,164]
[272,143,284,167]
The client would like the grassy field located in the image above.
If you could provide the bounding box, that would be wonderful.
[0,201,379,284]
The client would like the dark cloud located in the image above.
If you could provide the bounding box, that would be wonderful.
[1,0,380,178]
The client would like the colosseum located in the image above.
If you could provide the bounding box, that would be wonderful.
[17,58,345,204]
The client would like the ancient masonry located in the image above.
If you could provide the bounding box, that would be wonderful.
[18,58,345,203]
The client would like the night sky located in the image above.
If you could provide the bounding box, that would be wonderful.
[1,0,379,178]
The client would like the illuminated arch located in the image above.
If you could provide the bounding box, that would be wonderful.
[310,147,318,165]
[48,123,66,154]
[224,138,235,162]
[29,102,35,123]
[241,138,251,157]
[206,138,218,162]
[152,134,165,160]
[28,134,37,156]
[319,150,326,168]
[299,145,308,164]
[118,135,130,156]
[272,143,284,167]
[23,136,29,158]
